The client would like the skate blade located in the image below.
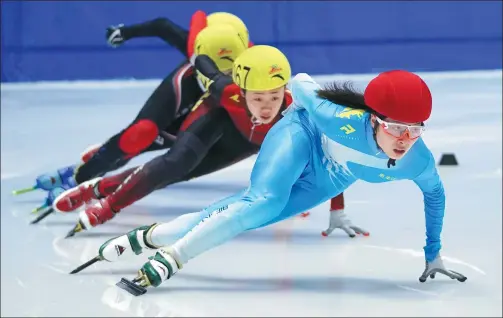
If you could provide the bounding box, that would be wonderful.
[30,208,55,224]
[12,186,37,195]
[65,222,84,238]
[31,203,49,214]
[69,256,102,274]
[116,278,147,296]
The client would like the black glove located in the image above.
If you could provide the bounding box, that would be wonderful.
[106,24,125,47]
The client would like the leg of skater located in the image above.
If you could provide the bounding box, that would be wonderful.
[74,60,199,184]
[64,105,232,238]
[85,129,259,266]
[123,117,315,288]
[52,63,200,213]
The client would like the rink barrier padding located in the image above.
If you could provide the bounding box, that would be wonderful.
[1,1,502,82]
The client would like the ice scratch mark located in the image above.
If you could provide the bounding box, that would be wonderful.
[362,245,486,275]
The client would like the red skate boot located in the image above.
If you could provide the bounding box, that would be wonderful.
[54,163,139,214]
[66,199,116,238]
[52,143,103,213]
[53,177,102,213]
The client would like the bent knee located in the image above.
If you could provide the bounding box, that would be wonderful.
[119,120,160,155]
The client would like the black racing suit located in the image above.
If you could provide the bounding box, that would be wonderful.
[75,18,202,184]
[95,55,263,214]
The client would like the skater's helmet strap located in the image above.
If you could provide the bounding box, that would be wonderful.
[232,45,291,91]
[207,12,249,48]
[194,24,247,73]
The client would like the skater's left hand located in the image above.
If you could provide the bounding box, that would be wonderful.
[106,24,126,48]
[419,254,467,283]
[322,210,369,238]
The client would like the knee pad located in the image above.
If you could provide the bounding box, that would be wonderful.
[119,120,159,155]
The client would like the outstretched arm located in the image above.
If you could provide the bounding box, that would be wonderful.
[413,152,446,262]
[118,17,189,55]
[193,54,235,98]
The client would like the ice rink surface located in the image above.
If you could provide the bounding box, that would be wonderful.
[1,70,502,317]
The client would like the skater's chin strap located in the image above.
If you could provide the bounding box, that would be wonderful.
[387,158,396,168]
[372,116,396,169]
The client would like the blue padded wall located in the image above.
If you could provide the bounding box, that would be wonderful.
[1,1,501,82]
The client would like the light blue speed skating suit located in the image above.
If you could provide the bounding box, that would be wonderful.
[168,73,445,264]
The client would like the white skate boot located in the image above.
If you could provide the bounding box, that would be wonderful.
[69,223,161,274]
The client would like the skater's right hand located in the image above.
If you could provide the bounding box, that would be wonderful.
[106,24,125,47]
[321,209,369,238]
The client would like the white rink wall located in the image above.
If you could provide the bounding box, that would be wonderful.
[2,69,501,91]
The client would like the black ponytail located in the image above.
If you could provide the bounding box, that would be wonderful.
[316,80,395,168]
[316,81,374,113]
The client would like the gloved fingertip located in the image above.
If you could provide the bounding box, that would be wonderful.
[349,234,356,238]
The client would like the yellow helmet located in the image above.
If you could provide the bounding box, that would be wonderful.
[194,24,247,72]
[232,45,291,91]
[207,12,249,48]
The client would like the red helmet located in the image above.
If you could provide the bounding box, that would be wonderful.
[364,70,432,123]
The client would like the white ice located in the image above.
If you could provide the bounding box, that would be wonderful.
[1,70,502,317]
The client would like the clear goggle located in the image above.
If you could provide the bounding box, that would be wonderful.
[375,117,425,140]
